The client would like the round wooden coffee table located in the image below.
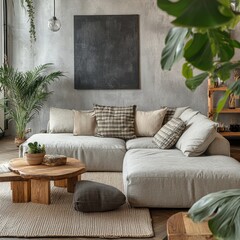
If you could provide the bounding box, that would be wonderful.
[9,158,86,204]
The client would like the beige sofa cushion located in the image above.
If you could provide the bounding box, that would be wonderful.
[135,108,167,137]
[176,113,218,156]
[49,107,74,133]
[73,110,96,136]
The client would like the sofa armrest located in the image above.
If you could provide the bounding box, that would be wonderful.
[205,133,230,156]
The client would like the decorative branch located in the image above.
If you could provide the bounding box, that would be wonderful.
[20,0,36,42]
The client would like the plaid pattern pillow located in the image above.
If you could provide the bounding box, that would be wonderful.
[153,118,185,149]
[162,107,176,125]
[94,105,136,140]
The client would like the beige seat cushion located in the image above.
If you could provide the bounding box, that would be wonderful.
[135,108,167,137]
[20,133,126,171]
[73,110,96,136]
[123,149,240,208]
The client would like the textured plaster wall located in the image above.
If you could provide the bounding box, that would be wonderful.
[9,0,207,135]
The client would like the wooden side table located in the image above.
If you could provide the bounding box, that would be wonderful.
[9,158,86,204]
[167,212,215,240]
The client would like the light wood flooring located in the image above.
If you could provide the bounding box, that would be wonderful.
[1,137,239,240]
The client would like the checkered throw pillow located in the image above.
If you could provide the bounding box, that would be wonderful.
[162,107,176,125]
[153,118,185,149]
[94,105,136,140]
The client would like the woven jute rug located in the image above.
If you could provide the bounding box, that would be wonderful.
[0,172,153,238]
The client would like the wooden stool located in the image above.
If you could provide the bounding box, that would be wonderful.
[167,212,214,240]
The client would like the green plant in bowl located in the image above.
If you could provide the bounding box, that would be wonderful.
[25,141,46,165]
[28,142,45,154]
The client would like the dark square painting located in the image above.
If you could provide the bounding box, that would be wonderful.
[74,15,140,89]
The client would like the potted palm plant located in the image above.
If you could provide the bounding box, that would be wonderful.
[0,63,63,146]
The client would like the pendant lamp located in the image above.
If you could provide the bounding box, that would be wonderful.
[48,0,61,32]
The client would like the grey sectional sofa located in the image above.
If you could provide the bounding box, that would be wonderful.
[20,108,240,208]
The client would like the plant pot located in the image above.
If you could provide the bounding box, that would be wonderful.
[15,137,26,147]
[25,153,45,165]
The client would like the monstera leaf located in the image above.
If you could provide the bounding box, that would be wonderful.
[188,189,240,240]
[215,61,240,81]
[209,29,235,62]
[157,0,234,28]
[184,33,213,71]
[185,72,209,91]
[161,27,188,70]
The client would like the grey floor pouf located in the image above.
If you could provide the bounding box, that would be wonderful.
[73,180,126,212]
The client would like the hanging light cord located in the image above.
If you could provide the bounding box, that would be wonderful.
[54,0,56,18]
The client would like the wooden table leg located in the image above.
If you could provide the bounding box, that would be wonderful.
[54,179,67,188]
[67,176,78,193]
[31,179,50,204]
[11,180,31,203]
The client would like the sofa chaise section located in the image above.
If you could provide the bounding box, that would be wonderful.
[123,148,240,208]
[20,133,126,171]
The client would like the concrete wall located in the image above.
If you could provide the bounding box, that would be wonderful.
[9,0,207,135]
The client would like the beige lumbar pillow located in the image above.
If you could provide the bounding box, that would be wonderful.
[176,112,218,157]
[135,108,167,137]
[49,107,74,133]
[73,110,96,136]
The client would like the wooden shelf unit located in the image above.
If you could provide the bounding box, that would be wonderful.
[220,132,240,137]
[208,79,240,137]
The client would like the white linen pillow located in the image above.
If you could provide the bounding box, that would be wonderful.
[73,110,96,136]
[173,106,190,118]
[176,113,218,157]
[178,108,199,124]
[49,107,74,133]
[135,108,167,137]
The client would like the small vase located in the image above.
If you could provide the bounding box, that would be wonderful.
[25,153,45,165]
[15,137,26,147]
[229,93,236,109]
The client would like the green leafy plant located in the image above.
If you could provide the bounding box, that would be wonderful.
[157,0,240,113]
[28,141,45,154]
[188,189,240,240]
[0,63,64,140]
[20,0,36,42]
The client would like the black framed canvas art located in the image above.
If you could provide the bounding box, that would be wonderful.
[74,15,140,89]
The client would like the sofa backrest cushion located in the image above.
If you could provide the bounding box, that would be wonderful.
[162,106,189,125]
[153,118,186,149]
[135,108,167,137]
[49,107,74,133]
[73,110,96,136]
[162,107,176,125]
[94,104,136,140]
[176,111,218,156]
[178,108,199,123]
